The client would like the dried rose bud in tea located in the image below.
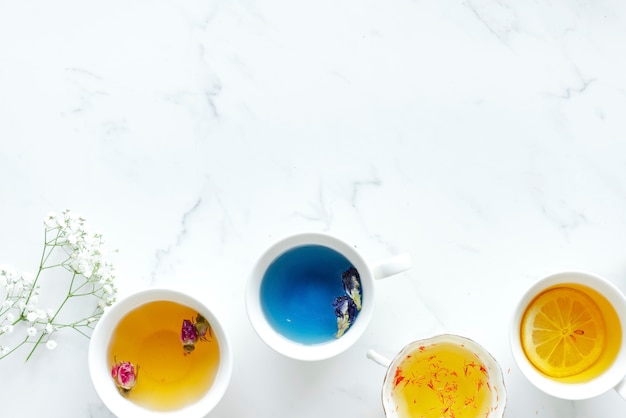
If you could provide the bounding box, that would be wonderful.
[194,314,212,341]
[181,319,198,354]
[111,360,138,395]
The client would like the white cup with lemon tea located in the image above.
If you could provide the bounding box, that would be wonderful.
[367,334,506,418]
[510,271,626,400]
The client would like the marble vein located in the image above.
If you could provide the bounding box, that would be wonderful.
[350,176,382,209]
[465,0,517,47]
[151,196,203,284]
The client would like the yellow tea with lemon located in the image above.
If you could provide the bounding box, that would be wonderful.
[390,341,495,418]
[107,301,220,411]
[520,283,621,382]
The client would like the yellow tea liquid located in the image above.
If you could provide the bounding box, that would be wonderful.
[390,342,494,418]
[520,283,621,383]
[107,301,220,411]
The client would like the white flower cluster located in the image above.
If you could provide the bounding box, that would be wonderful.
[45,210,117,301]
[0,210,118,361]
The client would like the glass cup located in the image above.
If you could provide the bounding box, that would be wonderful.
[510,271,626,400]
[245,232,411,361]
[367,334,506,418]
[88,288,233,418]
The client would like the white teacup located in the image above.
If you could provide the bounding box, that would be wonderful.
[88,288,233,418]
[245,232,411,361]
[367,334,507,418]
[510,271,626,400]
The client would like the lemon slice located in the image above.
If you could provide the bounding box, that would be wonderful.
[521,286,606,378]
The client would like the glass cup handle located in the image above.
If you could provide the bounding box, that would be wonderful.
[616,376,626,400]
[367,349,392,368]
[372,254,412,280]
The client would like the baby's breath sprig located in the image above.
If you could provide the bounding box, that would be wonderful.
[0,210,118,361]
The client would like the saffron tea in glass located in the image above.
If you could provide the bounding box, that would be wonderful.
[368,334,506,418]
[89,289,233,418]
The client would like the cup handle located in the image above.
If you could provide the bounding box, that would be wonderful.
[367,349,392,368]
[615,376,626,400]
[371,253,412,280]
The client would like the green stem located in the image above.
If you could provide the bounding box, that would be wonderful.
[24,228,56,307]
[22,272,76,362]
[71,278,92,294]
[0,337,29,361]
[51,293,72,324]
[70,326,90,339]
[24,333,45,362]
[40,263,65,270]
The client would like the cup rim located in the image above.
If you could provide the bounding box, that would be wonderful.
[380,334,507,418]
[509,270,626,400]
[88,288,233,418]
[245,231,375,361]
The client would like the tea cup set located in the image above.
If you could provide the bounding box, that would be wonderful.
[88,232,626,417]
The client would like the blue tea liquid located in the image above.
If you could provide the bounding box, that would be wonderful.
[260,245,359,344]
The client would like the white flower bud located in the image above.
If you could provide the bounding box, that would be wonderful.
[26,327,37,337]
[21,273,34,284]
[46,340,57,350]
[1,267,16,280]
[26,311,38,322]
[44,213,58,228]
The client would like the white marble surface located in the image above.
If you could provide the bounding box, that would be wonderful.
[2,1,626,417]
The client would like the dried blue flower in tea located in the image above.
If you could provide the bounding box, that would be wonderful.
[341,267,362,310]
[332,266,362,338]
[332,296,357,338]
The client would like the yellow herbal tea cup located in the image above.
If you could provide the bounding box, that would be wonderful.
[510,271,626,400]
[88,288,233,418]
[368,334,506,418]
